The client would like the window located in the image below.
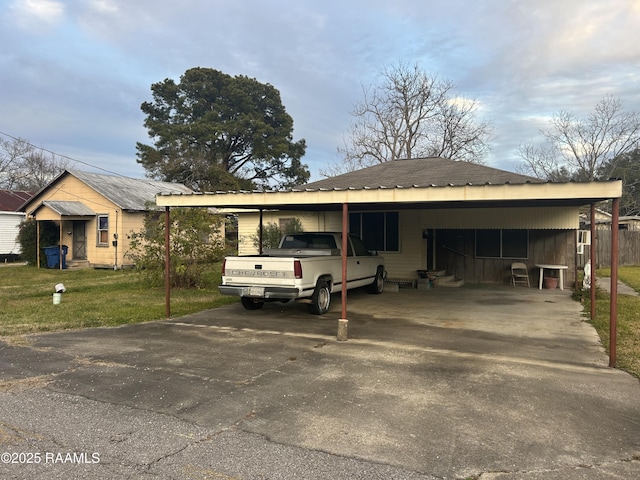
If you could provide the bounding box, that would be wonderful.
[475,229,528,259]
[349,212,399,252]
[97,215,109,246]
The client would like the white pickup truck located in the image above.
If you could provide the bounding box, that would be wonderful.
[220,232,385,314]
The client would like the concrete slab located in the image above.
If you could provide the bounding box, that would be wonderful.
[1,285,639,479]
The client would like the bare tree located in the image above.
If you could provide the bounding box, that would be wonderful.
[322,62,492,176]
[0,136,68,190]
[518,95,640,181]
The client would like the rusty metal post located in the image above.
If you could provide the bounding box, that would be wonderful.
[165,206,171,319]
[337,202,349,341]
[259,208,264,255]
[609,198,620,368]
[590,203,596,320]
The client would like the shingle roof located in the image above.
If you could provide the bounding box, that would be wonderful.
[300,157,541,190]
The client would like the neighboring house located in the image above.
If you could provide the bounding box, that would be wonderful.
[580,208,640,231]
[157,157,622,287]
[0,190,33,260]
[19,170,193,268]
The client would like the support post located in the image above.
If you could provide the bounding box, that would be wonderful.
[259,208,264,255]
[59,221,63,270]
[36,220,40,269]
[337,202,349,341]
[609,198,619,368]
[590,203,596,320]
[165,206,171,319]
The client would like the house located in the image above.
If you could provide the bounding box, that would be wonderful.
[0,189,33,260]
[19,170,192,268]
[580,207,640,231]
[156,157,622,288]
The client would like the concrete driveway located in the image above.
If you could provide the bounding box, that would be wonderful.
[1,286,640,479]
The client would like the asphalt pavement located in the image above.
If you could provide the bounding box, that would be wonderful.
[1,285,639,479]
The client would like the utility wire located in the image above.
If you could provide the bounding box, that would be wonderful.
[0,130,128,178]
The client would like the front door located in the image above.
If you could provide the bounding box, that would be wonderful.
[72,221,87,260]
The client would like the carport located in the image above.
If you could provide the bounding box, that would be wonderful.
[155,173,623,364]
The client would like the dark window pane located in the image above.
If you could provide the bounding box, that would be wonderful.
[385,212,399,251]
[362,212,385,251]
[349,213,360,236]
[476,230,500,257]
[502,230,528,258]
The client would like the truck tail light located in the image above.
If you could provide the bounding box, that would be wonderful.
[294,260,302,279]
[221,258,226,276]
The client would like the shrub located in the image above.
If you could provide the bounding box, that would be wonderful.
[252,218,304,251]
[126,207,225,288]
[17,219,60,267]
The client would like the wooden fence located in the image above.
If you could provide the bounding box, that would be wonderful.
[579,230,640,268]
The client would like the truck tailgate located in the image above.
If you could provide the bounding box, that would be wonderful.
[223,256,297,286]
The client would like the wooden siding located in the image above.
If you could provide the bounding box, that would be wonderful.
[580,230,640,268]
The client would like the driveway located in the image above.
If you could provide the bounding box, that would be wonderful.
[1,286,640,479]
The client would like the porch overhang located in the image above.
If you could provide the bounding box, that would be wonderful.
[28,200,96,219]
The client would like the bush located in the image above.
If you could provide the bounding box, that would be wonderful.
[126,207,226,288]
[17,219,60,267]
[252,218,304,251]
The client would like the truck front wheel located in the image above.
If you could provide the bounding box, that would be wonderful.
[241,297,264,310]
[367,267,385,294]
[309,281,331,315]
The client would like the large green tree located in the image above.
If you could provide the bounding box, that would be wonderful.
[137,67,309,191]
[600,149,640,216]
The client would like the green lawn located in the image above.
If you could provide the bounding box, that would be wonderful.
[589,266,640,378]
[0,265,237,336]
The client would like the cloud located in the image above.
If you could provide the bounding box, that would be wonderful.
[9,0,65,30]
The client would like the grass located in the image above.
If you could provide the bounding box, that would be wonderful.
[587,266,640,378]
[0,265,237,337]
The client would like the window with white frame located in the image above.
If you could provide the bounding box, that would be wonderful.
[97,215,109,246]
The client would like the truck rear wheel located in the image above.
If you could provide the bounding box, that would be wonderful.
[308,280,331,315]
[241,297,264,310]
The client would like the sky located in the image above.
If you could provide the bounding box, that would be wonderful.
[1,0,639,183]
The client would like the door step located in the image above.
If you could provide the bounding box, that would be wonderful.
[67,260,90,269]
[435,274,465,288]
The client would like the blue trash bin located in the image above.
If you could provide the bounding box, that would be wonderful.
[44,245,68,269]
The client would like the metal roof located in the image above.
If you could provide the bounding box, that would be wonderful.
[69,170,193,211]
[0,190,33,212]
[19,170,194,213]
[40,201,96,216]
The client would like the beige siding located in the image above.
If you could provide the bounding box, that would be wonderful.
[26,175,147,268]
[236,206,581,281]
[238,211,343,255]
[419,207,579,229]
